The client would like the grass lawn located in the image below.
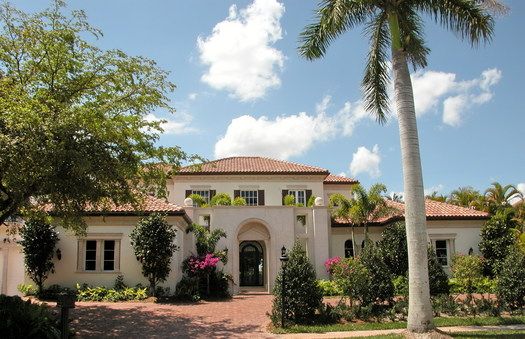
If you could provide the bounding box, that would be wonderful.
[356,331,525,339]
[271,315,525,334]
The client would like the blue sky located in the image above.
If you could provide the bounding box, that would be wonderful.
[14,0,525,197]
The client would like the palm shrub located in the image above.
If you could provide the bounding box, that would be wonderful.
[188,194,207,207]
[427,246,450,296]
[283,194,296,206]
[496,247,525,310]
[130,213,178,296]
[210,193,231,206]
[271,242,323,326]
[232,196,247,206]
[18,217,59,295]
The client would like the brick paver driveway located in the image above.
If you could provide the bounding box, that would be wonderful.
[70,293,275,338]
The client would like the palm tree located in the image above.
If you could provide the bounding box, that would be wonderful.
[485,182,522,213]
[328,193,356,255]
[299,0,496,332]
[449,186,484,208]
[426,191,447,203]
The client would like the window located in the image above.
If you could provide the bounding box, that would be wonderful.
[434,240,449,266]
[344,240,354,258]
[192,190,210,205]
[288,190,306,205]
[240,190,258,206]
[78,236,121,272]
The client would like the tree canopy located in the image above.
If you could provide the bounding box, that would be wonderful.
[0,1,197,231]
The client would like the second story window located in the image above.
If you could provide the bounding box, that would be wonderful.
[288,190,306,206]
[192,190,210,205]
[240,190,258,206]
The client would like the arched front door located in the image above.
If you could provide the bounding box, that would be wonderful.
[239,241,264,286]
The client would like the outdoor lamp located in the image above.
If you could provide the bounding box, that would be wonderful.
[279,246,289,328]
[280,246,289,262]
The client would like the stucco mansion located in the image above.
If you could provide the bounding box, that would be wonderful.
[0,157,489,295]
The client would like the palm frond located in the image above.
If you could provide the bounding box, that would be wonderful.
[298,0,373,60]
[475,0,509,16]
[362,12,390,124]
[397,7,430,70]
[416,0,494,47]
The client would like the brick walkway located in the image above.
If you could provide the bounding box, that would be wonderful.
[70,293,275,338]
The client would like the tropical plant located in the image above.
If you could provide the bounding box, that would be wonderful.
[232,196,247,206]
[18,217,59,294]
[479,208,518,276]
[283,194,296,206]
[271,242,323,326]
[186,223,227,258]
[328,193,356,255]
[351,183,392,242]
[0,1,196,231]
[485,182,522,213]
[210,193,232,206]
[426,191,447,203]
[188,194,207,207]
[130,213,178,296]
[451,254,484,294]
[449,186,484,209]
[307,195,317,207]
[299,0,496,332]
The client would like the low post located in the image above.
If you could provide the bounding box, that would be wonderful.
[57,291,76,339]
[279,246,289,328]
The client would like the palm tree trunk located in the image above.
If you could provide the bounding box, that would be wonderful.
[392,48,433,332]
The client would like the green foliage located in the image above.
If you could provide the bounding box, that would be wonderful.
[114,274,127,291]
[307,195,317,207]
[207,270,231,298]
[451,254,485,294]
[392,275,408,297]
[232,196,247,206]
[76,283,147,302]
[186,223,227,257]
[0,1,197,230]
[175,276,201,301]
[38,284,73,301]
[130,213,178,295]
[18,217,59,294]
[283,194,296,206]
[0,295,60,338]
[496,247,525,310]
[331,257,370,305]
[210,193,231,206]
[271,242,323,326]
[449,277,496,294]
[317,279,343,296]
[378,222,408,277]
[427,246,450,296]
[479,209,518,276]
[360,242,394,304]
[17,283,37,296]
[188,194,207,207]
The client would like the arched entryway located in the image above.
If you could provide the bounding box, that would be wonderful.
[239,241,264,286]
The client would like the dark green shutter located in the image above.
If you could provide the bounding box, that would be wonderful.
[258,190,265,206]
[234,190,240,198]
[282,190,288,205]
[306,190,313,206]
[185,190,192,198]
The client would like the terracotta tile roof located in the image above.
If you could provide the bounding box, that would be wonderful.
[43,195,188,218]
[179,156,330,175]
[323,174,358,184]
[333,199,490,226]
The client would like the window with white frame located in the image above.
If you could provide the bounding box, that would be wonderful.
[288,190,306,205]
[192,190,210,205]
[429,234,456,267]
[434,240,449,266]
[78,236,121,272]
[240,190,258,206]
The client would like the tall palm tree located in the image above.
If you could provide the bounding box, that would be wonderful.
[485,182,522,213]
[328,193,356,255]
[350,183,392,242]
[449,186,484,208]
[299,0,495,332]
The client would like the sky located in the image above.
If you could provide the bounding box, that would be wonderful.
[12,0,525,198]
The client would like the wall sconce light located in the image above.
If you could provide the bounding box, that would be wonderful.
[56,248,62,260]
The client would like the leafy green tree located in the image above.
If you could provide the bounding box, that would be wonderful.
[479,209,518,276]
[0,1,196,231]
[484,182,522,214]
[130,214,178,296]
[299,0,496,332]
[350,183,392,242]
[18,217,59,294]
[378,222,409,277]
[271,242,323,326]
[427,247,450,296]
[360,242,394,304]
[496,247,525,310]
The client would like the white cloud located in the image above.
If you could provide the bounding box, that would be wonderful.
[424,184,445,196]
[197,0,285,101]
[188,93,198,101]
[408,68,502,126]
[145,112,196,135]
[214,111,337,160]
[338,172,347,178]
[349,145,381,179]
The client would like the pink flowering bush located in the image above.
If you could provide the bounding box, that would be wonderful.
[184,253,221,275]
[324,256,341,274]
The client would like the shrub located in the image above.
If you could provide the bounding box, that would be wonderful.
[307,195,317,207]
[232,196,247,206]
[207,270,231,298]
[392,275,408,297]
[427,246,450,296]
[175,276,201,301]
[317,279,343,296]
[360,243,394,304]
[0,295,60,338]
[496,247,525,309]
[210,193,231,206]
[130,213,178,296]
[324,256,341,275]
[39,284,74,301]
[271,242,323,326]
[479,209,518,276]
[331,257,370,306]
[76,284,147,302]
[188,194,207,207]
[378,222,408,277]
[451,254,484,294]
[18,217,59,294]
[17,283,37,296]
[283,194,295,206]
[114,274,127,291]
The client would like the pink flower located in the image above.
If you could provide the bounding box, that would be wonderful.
[324,256,341,274]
